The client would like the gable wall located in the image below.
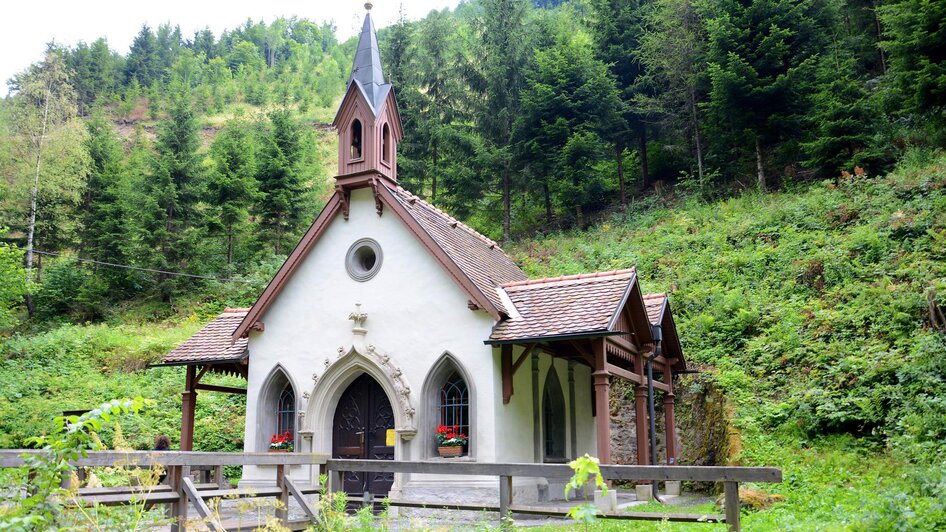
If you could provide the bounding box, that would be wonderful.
[242,189,499,480]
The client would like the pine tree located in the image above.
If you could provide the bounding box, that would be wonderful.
[589,0,650,196]
[125,25,160,87]
[207,118,258,266]
[516,26,623,225]
[704,0,832,189]
[477,0,530,241]
[255,109,305,255]
[142,88,204,299]
[879,0,946,129]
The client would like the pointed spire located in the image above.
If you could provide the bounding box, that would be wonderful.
[348,6,389,113]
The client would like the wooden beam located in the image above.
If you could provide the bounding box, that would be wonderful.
[324,459,783,483]
[725,481,741,531]
[605,363,643,385]
[568,340,595,368]
[608,335,639,355]
[193,365,209,385]
[193,383,248,395]
[182,477,225,531]
[285,478,319,523]
[511,344,535,374]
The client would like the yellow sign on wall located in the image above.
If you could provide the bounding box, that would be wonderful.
[386,429,396,446]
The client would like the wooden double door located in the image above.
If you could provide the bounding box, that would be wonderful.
[332,374,395,499]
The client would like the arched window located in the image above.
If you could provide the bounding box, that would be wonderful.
[350,119,363,160]
[440,372,469,452]
[277,384,295,436]
[543,367,566,462]
[381,123,391,163]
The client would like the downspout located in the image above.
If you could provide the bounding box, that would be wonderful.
[647,324,664,503]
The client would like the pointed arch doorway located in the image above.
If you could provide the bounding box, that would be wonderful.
[332,373,395,498]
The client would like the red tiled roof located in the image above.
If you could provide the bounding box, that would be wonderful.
[643,293,667,325]
[161,309,249,365]
[489,269,637,342]
[386,184,527,313]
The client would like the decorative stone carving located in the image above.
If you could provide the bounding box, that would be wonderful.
[348,303,368,329]
[309,306,418,441]
[302,391,310,400]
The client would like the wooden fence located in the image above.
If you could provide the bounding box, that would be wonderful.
[0,451,781,531]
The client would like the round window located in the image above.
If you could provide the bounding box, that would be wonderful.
[345,238,383,281]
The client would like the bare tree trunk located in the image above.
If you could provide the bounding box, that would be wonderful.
[227,224,234,266]
[502,167,510,242]
[872,0,887,74]
[431,141,438,201]
[689,89,704,186]
[755,136,766,191]
[616,143,626,206]
[24,85,52,318]
[543,180,553,225]
[639,127,649,189]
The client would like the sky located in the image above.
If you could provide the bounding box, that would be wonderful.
[1,0,461,91]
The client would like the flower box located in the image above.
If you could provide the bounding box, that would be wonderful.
[438,445,463,458]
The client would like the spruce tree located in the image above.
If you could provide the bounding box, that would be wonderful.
[143,88,204,299]
[255,109,305,255]
[703,0,831,189]
[207,118,258,266]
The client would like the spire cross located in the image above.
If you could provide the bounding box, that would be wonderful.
[365,1,373,11]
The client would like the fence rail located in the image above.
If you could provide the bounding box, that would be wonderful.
[0,450,781,531]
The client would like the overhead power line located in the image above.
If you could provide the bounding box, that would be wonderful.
[33,250,257,284]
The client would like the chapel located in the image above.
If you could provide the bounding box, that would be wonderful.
[159,4,686,503]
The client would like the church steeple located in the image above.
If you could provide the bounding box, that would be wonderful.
[332,2,402,183]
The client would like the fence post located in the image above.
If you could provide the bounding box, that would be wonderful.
[275,464,289,524]
[499,475,513,528]
[168,465,189,532]
[213,465,225,488]
[724,481,741,532]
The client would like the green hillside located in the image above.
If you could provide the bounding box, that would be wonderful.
[2,150,944,528]
[1,0,946,528]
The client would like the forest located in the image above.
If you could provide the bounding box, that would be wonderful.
[0,0,942,316]
[0,0,945,528]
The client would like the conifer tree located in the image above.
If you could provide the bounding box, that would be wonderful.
[703,0,831,189]
[142,88,204,299]
[255,109,305,255]
[208,118,258,266]
[477,0,530,240]
[880,0,946,129]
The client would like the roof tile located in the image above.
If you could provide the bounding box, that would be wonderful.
[489,270,636,342]
[162,310,248,365]
[387,185,527,313]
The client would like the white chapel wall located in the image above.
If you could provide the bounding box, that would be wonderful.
[241,188,498,485]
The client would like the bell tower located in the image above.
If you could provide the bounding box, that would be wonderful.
[332,2,403,184]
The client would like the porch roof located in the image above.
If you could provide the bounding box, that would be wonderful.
[155,309,249,366]
[487,269,639,343]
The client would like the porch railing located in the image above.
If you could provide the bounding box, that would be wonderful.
[0,450,781,531]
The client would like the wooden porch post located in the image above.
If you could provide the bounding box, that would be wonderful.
[634,368,650,465]
[181,365,197,451]
[592,339,611,464]
[501,344,513,404]
[663,364,677,465]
